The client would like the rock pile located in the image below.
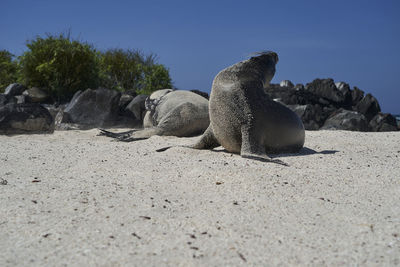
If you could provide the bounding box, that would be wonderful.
[265,79,398,131]
[0,84,54,134]
[0,84,150,133]
[1,79,397,134]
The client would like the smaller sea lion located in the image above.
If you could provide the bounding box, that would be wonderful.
[99,89,210,141]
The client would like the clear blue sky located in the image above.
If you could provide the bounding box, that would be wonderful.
[1,0,399,113]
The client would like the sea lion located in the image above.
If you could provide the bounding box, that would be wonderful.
[187,51,305,163]
[99,89,210,141]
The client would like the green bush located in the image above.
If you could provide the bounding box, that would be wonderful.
[18,33,100,101]
[0,50,18,92]
[13,33,173,100]
[139,64,172,95]
[99,48,172,94]
[100,48,152,91]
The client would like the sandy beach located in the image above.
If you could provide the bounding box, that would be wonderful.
[1,129,399,266]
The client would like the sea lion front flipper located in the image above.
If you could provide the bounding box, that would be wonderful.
[190,126,220,150]
[240,126,288,166]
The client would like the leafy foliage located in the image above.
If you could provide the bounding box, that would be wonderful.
[0,50,18,92]
[18,33,100,101]
[139,64,173,95]
[99,48,172,94]
[6,32,173,100]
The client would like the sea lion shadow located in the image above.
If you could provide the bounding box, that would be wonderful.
[209,147,338,158]
[269,147,339,158]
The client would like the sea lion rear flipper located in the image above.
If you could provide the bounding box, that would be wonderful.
[240,126,288,166]
[190,126,220,150]
[98,129,137,138]
[98,127,163,142]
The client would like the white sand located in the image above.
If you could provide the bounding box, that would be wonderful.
[1,129,399,266]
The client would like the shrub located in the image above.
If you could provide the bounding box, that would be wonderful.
[0,50,18,92]
[99,48,152,91]
[139,64,172,95]
[18,33,100,101]
[99,48,172,94]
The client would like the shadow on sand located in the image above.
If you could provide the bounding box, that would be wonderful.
[207,147,338,166]
[269,147,339,158]
[210,147,338,158]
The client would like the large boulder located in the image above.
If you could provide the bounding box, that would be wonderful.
[355,93,381,121]
[4,83,26,96]
[125,94,149,120]
[0,103,54,134]
[369,113,398,132]
[63,88,121,127]
[23,87,49,103]
[305,79,346,105]
[321,109,368,131]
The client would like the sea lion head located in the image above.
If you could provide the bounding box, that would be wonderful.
[145,89,173,111]
[249,51,279,87]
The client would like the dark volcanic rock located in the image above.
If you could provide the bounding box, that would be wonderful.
[288,104,320,130]
[0,94,10,106]
[305,79,346,105]
[23,87,49,103]
[335,82,350,93]
[63,88,121,127]
[4,83,26,96]
[119,94,135,110]
[14,95,26,104]
[280,80,294,88]
[369,113,398,132]
[42,104,64,120]
[190,90,209,100]
[355,93,381,121]
[288,104,336,130]
[0,103,54,134]
[351,86,364,106]
[0,94,17,106]
[266,84,321,105]
[321,109,368,131]
[114,92,140,127]
[267,78,397,132]
[125,94,148,120]
[119,90,137,108]
[335,82,352,108]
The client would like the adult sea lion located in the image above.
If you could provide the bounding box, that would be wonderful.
[99,89,210,141]
[173,51,305,163]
